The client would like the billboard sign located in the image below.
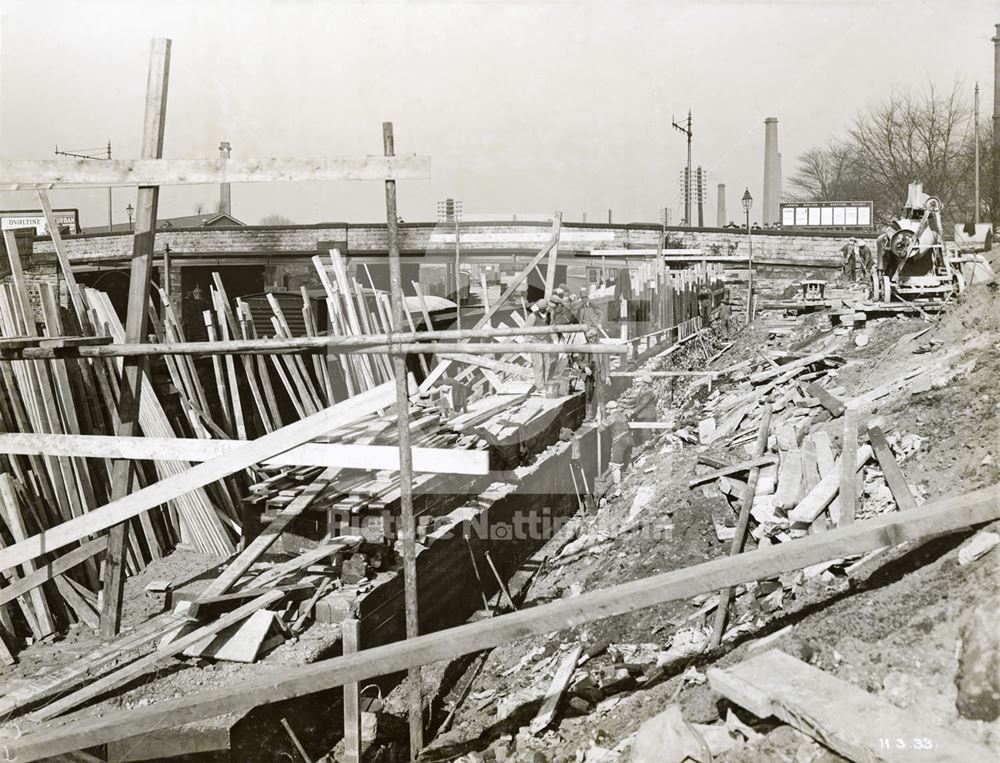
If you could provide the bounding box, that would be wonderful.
[0,209,80,236]
[780,201,872,229]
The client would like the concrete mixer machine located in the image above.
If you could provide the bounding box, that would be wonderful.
[878,182,962,303]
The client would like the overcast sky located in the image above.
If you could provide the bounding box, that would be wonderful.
[0,0,995,228]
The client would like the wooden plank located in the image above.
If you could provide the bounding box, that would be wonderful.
[687,455,778,488]
[707,650,994,763]
[9,484,998,763]
[812,431,836,476]
[0,156,432,189]
[342,619,362,763]
[542,212,562,301]
[0,538,106,610]
[0,475,56,639]
[0,434,488,475]
[840,409,859,525]
[868,426,918,512]
[34,590,285,720]
[100,37,172,636]
[182,609,282,662]
[54,576,99,629]
[773,451,804,510]
[0,381,397,575]
[530,643,582,734]
[805,382,846,417]
[36,190,90,324]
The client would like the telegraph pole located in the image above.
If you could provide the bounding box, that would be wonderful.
[55,141,113,231]
[974,82,980,226]
[672,111,693,226]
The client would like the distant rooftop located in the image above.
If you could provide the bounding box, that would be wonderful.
[84,211,245,233]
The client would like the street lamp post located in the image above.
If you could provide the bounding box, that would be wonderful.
[742,187,753,324]
[126,203,134,231]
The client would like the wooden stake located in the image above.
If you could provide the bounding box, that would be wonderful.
[342,619,362,763]
[383,121,423,754]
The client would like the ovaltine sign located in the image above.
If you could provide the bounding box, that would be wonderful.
[0,209,79,235]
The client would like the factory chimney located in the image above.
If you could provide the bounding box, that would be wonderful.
[762,118,781,226]
[717,184,727,227]
[219,141,232,216]
[992,24,1000,224]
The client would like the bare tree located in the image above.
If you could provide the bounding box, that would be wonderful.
[791,83,984,225]
[259,214,294,225]
[788,141,861,201]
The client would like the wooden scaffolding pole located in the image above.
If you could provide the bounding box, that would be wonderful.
[383,121,423,754]
[100,37,171,637]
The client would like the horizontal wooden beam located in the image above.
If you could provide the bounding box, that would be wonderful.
[8,484,997,762]
[0,434,489,475]
[0,381,398,576]
[11,325,592,360]
[0,156,431,190]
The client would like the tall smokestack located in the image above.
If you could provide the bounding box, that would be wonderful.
[219,141,232,216]
[992,24,1000,224]
[717,184,727,227]
[762,118,781,226]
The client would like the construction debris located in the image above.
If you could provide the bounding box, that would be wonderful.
[0,16,998,763]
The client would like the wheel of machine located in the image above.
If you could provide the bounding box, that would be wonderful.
[889,229,914,258]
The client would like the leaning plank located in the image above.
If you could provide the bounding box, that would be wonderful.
[530,644,583,734]
[868,426,918,512]
[687,455,778,488]
[10,484,997,762]
[0,434,488,475]
[0,381,397,575]
[707,649,993,763]
[0,156,432,189]
[33,590,286,720]
[710,405,772,648]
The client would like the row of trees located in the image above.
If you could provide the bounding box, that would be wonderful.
[788,83,994,226]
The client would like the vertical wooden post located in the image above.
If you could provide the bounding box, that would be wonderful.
[543,211,562,301]
[99,38,171,637]
[342,619,362,763]
[840,408,859,525]
[383,121,423,755]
